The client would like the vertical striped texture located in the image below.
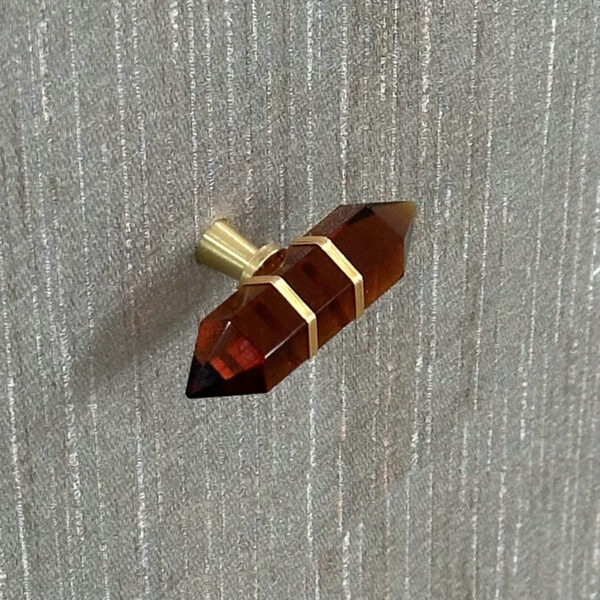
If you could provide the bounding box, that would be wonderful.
[1,0,599,598]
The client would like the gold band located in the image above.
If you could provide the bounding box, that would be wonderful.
[241,275,318,358]
[291,236,365,318]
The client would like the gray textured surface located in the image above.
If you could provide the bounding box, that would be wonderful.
[1,0,600,598]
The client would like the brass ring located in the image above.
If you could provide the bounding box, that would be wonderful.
[241,275,318,358]
[291,236,365,318]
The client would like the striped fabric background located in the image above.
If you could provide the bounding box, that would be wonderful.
[1,0,599,598]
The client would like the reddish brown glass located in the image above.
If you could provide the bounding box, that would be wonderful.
[186,201,416,398]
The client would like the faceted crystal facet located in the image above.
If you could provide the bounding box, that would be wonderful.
[186,201,416,398]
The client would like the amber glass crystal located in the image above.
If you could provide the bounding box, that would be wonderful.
[186,202,416,398]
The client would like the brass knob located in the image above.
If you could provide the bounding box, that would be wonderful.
[186,202,417,398]
[195,219,281,284]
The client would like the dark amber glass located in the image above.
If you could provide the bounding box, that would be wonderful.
[186,202,416,398]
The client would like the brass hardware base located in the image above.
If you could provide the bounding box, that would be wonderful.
[195,219,280,284]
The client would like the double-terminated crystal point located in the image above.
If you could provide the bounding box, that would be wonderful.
[187,202,416,398]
